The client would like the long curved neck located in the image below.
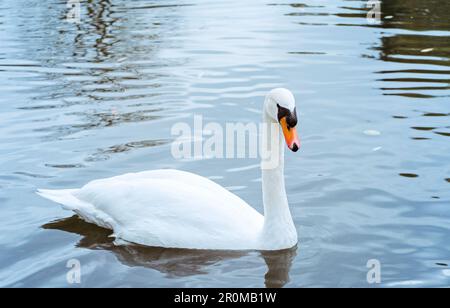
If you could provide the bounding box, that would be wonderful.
[260,108,297,249]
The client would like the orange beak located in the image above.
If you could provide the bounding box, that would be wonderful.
[280,117,300,152]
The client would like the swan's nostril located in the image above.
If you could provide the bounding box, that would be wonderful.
[291,143,299,152]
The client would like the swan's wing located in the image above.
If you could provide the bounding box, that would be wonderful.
[40,170,264,250]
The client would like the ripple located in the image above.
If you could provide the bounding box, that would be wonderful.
[386,280,424,287]
[435,132,450,137]
[115,3,195,11]
[226,164,259,173]
[86,139,169,162]
[423,112,449,117]
[288,51,327,55]
[411,126,436,131]
[44,164,85,169]
[13,172,54,179]
[399,173,419,178]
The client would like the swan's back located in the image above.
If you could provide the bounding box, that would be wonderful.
[38,170,264,250]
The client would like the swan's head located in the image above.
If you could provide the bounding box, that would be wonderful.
[265,88,300,152]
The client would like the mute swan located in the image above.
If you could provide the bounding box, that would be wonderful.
[38,88,301,251]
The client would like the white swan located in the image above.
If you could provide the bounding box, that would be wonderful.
[38,88,301,251]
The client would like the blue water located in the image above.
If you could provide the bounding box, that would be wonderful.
[0,0,449,287]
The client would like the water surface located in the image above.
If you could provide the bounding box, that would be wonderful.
[0,0,449,287]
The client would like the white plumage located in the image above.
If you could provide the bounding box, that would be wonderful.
[38,169,264,250]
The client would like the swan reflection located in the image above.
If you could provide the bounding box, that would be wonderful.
[43,216,297,287]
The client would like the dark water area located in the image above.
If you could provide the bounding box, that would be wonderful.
[0,0,449,287]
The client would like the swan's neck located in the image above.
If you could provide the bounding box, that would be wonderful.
[260,111,297,249]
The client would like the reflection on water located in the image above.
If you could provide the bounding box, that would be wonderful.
[43,216,296,288]
[0,0,449,287]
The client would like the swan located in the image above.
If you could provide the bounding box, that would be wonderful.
[37,88,301,251]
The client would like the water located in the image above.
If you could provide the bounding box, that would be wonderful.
[0,0,449,287]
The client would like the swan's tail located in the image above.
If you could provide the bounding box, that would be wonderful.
[36,189,83,211]
[37,189,114,230]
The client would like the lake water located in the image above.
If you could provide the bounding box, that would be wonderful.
[0,0,449,287]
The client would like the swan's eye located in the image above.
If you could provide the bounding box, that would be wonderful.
[277,105,297,128]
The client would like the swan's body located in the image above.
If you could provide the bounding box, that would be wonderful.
[38,88,301,251]
[38,170,265,250]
